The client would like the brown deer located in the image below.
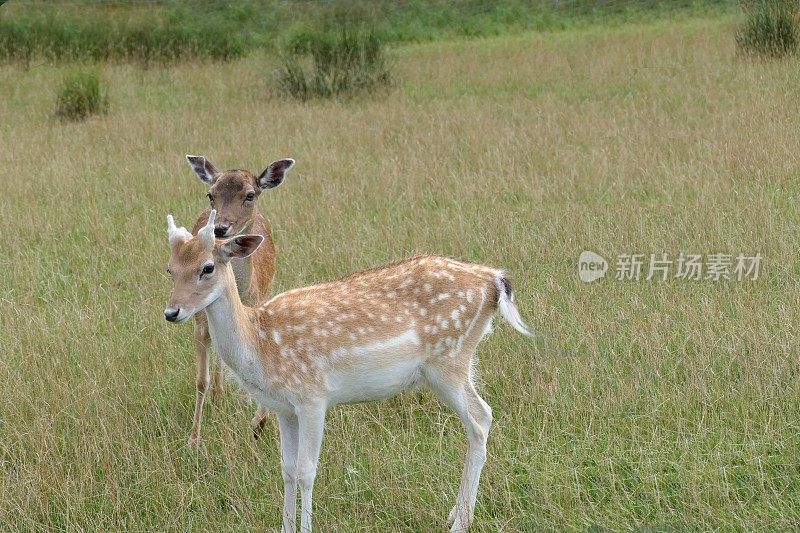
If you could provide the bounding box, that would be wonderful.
[164,210,534,532]
[184,155,294,445]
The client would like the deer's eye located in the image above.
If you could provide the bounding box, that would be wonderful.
[201,264,214,277]
[245,192,255,202]
[207,193,214,203]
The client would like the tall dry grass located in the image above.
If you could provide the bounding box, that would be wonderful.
[0,13,799,531]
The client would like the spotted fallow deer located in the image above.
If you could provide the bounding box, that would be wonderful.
[184,155,295,445]
[163,211,534,532]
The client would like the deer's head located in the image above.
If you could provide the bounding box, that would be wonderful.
[186,155,294,238]
[164,210,264,323]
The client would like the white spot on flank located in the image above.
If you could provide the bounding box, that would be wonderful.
[424,283,433,293]
[438,293,450,301]
[419,308,428,316]
[272,330,282,344]
[259,330,267,339]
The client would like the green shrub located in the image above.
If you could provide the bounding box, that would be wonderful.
[736,0,799,57]
[55,70,108,121]
[0,0,739,65]
[277,28,391,100]
[0,10,245,65]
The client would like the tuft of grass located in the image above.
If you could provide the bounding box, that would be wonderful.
[54,70,108,121]
[277,28,391,100]
[736,0,799,56]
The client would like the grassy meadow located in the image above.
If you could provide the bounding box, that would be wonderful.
[2,10,800,532]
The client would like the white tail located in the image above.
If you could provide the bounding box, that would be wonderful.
[495,273,535,337]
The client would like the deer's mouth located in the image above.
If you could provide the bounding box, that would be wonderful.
[164,307,194,324]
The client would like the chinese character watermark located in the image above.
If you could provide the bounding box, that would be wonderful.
[579,251,762,283]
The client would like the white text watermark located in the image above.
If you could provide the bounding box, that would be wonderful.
[578,251,762,283]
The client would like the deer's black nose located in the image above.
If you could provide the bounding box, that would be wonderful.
[214,225,230,238]
[164,308,180,322]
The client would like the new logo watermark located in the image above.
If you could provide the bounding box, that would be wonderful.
[578,251,762,283]
[578,251,609,283]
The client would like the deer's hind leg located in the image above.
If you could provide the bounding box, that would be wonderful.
[211,351,225,401]
[251,406,270,440]
[423,355,492,532]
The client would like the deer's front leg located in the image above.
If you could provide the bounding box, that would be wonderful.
[211,355,224,401]
[277,413,300,533]
[189,314,211,446]
[297,405,326,533]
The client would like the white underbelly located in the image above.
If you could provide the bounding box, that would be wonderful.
[325,330,424,405]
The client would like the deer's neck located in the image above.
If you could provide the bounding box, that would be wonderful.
[204,267,260,380]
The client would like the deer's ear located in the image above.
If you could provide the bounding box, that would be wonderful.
[186,155,220,186]
[219,235,264,261]
[257,158,295,190]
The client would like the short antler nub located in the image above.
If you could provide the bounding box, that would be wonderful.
[198,209,217,246]
[167,214,192,246]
